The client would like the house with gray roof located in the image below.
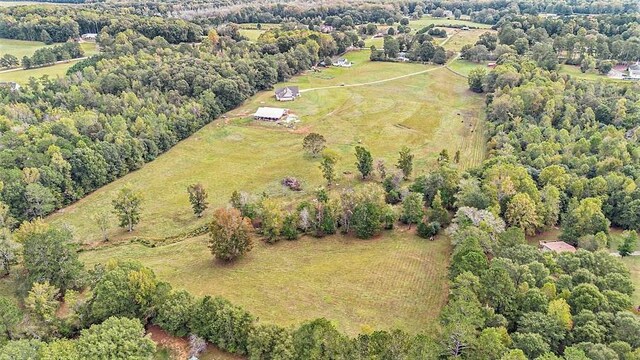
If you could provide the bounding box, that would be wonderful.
[275,86,300,101]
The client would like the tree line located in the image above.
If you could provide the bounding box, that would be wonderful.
[20,41,83,69]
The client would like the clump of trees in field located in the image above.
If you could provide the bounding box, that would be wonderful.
[20,42,84,69]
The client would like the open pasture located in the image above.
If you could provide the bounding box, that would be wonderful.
[48,50,486,243]
[82,231,450,336]
[409,15,492,30]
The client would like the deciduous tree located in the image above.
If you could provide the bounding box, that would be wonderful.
[187,183,208,217]
[208,208,253,261]
[112,186,143,232]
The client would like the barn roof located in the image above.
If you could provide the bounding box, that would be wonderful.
[540,241,577,253]
[254,107,286,119]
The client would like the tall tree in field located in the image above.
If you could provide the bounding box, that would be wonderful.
[618,230,638,257]
[319,150,338,186]
[468,68,486,93]
[402,192,424,229]
[354,146,373,179]
[397,146,414,180]
[187,183,209,218]
[112,186,143,232]
[208,208,253,261]
[92,210,111,242]
[302,133,326,158]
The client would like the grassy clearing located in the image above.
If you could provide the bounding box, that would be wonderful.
[409,16,492,30]
[622,257,640,305]
[239,29,265,42]
[0,42,97,83]
[81,231,450,336]
[557,64,629,83]
[48,50,486,242]
[448,59,485,76]
[0,38,52,58]
[442,29,496,53]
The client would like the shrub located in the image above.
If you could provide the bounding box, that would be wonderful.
[417,221,440,239]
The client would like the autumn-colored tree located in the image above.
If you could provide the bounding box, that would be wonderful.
[505,193,540,236]
[208,208,253,261]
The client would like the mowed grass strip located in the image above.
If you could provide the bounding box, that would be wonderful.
[81,231,450,336]
[0,38,52,58]
[409,16,492,30]
[48,50,486,242]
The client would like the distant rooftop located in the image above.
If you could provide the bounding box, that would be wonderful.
[540,241,576,253]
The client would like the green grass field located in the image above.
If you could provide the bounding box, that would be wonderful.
[409,16,492,30]
[557,64,628,83]
[448,59,485,76]
[0,42,97,83]
[442,29,496,53]
[0,38,52,59]
[622,257,640,305]
[47,50,486,243]
[82,231,450,336]
[239,29,265,42]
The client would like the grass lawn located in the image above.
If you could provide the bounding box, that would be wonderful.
[81,231,451,336]
[448,59,485,77]
[364,36,384,48]
[48,50,486,243]
[442,29,496,53]
[409,16,492,30]
[0,38,53,58]
[239,29,265,42]
[558,64,627,83]
[622,257,640,305]
[0,42,97,83]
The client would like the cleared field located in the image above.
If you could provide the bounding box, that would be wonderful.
[81,231,450,336]
[442,29,496,53]
[0,38,52,58]
[48,50,486,242]
[622,257,640,305]
[0,42,97,83]
[239,29,265,42]
[448,59,485,76]
[409,16,492,30]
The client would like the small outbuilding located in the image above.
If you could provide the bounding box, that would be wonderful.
[540,241,576,253]
[628,62,640,79]
[81,33,98,41]
[332,58,353,67]
[275,86,300,101]
[254,107,287,121]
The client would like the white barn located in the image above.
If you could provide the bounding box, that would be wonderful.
[254,107,287,121]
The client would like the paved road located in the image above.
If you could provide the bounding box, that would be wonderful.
[0,57,88,74]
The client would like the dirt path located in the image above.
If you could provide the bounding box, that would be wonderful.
[300,66,443,93]
[0,57,88,74]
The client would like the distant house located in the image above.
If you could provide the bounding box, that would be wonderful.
[628,62,640,79]
[254,107,287,121]
[81,33,98,41]
[608,68,624,79]
[319,25,334,33]
[461,26,470,31]
[487,62,497,68]
[332,58,353,67]
[275,86,300,101]
[0,82,20,92]
[540,241,577,253]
